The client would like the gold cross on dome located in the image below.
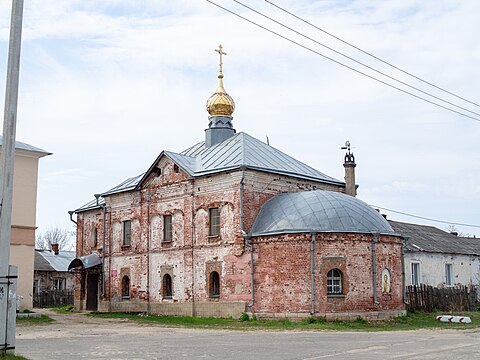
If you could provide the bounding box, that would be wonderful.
[215,44,226,73]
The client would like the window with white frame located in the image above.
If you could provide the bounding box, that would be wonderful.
[53,278,65,291]
[445,263,453,286]
[411,262,421,286]
[327,269,343,295]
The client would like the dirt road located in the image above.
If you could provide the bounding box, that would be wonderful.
[15,309,480,360]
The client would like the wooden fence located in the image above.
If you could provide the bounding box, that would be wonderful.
[406,284,477,312]
[33,290,74,308]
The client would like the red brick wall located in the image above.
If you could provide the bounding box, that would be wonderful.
[74,164,404,318]
[252,233,404,315]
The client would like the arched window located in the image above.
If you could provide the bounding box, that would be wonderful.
[163,274,173,298]
[327,269,342,295]
[122,276,130,299]
[209,271,220,297]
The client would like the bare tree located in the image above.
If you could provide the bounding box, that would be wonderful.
[36,227,75,251]
[445,224,470,238]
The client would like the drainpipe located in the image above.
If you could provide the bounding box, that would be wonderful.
[240,168,246,255]
[68,210,77,225]
[68,210,78,255]
[310,232,316,315]
[240,168,255,309]
[95,194,107,298]
[244,232,255,308]
[191,180,196,317]
[108,210,112,312]
[372,233,379,305]
[146,190,151,315]
[402,237,408,305]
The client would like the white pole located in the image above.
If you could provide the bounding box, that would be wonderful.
[0,0,24,353]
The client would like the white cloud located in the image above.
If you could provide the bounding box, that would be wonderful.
[1,0,479,236]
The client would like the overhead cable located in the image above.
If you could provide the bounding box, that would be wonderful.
[264,0,480,110]
[370,205,480,229]
[205,0,480,122]
[232,0,480,118]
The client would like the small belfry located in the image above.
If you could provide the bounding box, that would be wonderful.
[205,44,236,147]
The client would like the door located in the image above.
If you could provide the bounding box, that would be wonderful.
[86,273,99,311]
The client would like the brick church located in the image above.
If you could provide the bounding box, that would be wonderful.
[70,46,405,320]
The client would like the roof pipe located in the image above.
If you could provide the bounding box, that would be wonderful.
[95,194,106,298]
[68,210,77,225]
[372,233,379,305]
[310,232,316,315]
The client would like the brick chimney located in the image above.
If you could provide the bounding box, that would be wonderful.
[342,141,357,197]
[51,243,59,255]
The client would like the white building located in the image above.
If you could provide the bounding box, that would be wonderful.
[389,221,480,295]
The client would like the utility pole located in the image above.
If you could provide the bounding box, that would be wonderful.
[0,0,24,354]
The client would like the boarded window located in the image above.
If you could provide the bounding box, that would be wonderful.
[327,269,342,295]
[90,225,97,247]
[209,207,220,236]
[163,215,172,242]
[209,271,220,297]
[123,220,131,246]
[163,274,173,298]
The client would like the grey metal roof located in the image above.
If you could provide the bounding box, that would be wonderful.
[34,250,76,272]
[164,151,196,176]
[75,174,143,213]
[68,253,102,270]
[75,198,103,213]
[0,135,51,155]
[102,173,145,196]
[181,132,343,184]
[76,132,343,213]
[251,190,396,236]
[389,220,480,256]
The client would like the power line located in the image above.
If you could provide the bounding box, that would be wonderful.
[264,0,480,110]
[232,0,480,118]
[205,0,480,122]
[370,205,480,229]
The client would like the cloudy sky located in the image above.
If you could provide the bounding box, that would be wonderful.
[1,0,479,243]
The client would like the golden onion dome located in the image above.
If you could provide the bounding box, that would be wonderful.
[206,44,235,117]
[206,73,235,117]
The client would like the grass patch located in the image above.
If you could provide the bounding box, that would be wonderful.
[16,315,54,326]
[0,353,30,359]
[88,310,480,331]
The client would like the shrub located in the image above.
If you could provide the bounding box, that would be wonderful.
[239,312,250,322]
[355,316,367,324]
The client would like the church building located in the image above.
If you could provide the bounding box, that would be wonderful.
[70,46,405,320]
